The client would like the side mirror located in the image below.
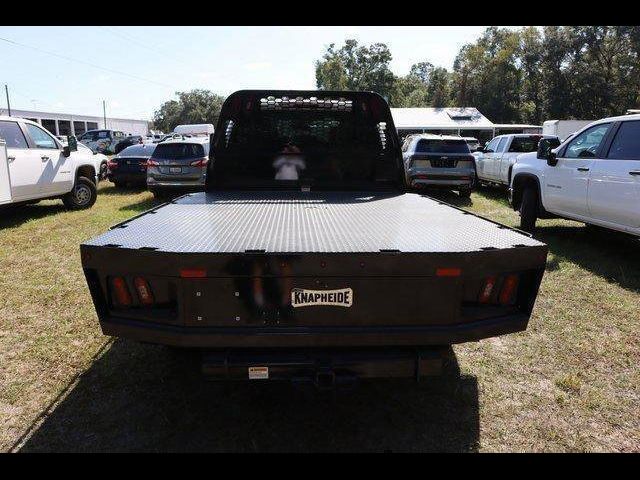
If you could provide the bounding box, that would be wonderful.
[63,146,71,157]
[537,137,561,166]
[66,135,78,152]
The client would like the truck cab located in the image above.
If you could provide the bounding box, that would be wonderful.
[78,129,127,155]
[1,116,98,209]
[476,134,559,187]
[510,114,640,235]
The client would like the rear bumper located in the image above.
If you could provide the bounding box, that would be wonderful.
[147,178,206,190]
[108,172,146,184]
[407,169,475,189]
[99,313,529,348]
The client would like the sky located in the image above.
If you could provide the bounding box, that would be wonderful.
[0,26,518,121]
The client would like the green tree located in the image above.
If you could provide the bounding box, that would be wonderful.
[153,89,225,133]
[315,40,396,99]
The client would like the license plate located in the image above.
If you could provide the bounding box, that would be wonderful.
[169,167,182,174]
[248,366,269,380]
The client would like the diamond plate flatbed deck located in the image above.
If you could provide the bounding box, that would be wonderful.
[83,191,543,253]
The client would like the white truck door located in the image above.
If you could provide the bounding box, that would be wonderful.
[24,123,73,195]
[544,123,612,218]
[0,119,43,200]
[0,140,11,204]
[476,137,500,182]
[490,137,508,181]
[588,120,640,228]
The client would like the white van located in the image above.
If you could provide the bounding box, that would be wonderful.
[172,124,215,136]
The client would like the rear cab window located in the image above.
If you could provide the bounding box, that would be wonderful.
[509,136,542,153]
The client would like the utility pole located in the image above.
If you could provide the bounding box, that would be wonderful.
[5,84,11,116]
[103,100,107,128]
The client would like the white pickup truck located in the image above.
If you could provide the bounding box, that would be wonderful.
[1,116,99,209]
[475,134,559,187]
[510,114,640,236]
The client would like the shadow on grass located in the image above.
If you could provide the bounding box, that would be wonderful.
[536,225,640,293]
[0,203,66,230]
[99,184,147,196]
[17,340,479,452]
[472,185,511,206]
[419,189,473,208]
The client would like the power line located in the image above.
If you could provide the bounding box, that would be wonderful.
[0,36,178,90]
[99,26,193,68]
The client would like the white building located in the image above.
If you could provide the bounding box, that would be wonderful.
[0,108,149,137]
[391,107,541,143]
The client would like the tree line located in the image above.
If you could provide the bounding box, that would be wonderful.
[315,26,640,124]
[152,26,640,131]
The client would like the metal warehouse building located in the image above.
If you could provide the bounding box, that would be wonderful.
[391,107,541,143]
[0,108,149,137]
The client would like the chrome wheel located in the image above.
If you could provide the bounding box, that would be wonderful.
[74,184,92,206]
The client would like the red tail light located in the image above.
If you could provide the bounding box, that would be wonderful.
[134,277,154,305]
[111,277,132,306]
[107,160,118,170]
[190,157,208,167]
[146,159,159,167]
[478,275,497,304]
[499,274,519,305]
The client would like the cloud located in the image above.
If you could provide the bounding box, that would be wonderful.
[244,61,272,71]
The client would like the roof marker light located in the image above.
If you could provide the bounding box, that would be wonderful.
[180,268,207,278]
[436,268,461,277]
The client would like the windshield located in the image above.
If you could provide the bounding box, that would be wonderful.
[207,91,402,191]
[152,142,206,159]
[416,139,470,154]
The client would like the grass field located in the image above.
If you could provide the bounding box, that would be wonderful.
[1,183,638,452]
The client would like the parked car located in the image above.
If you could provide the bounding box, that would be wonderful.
[77,129,127,155]
[113,135,144,154]
[107,143,156,188]
[402,134,475,197]
[510,114,640,236]
[462,136,481,151]
[0,116,98,209]
[78,142,109,181]
[80,90,548,384]
[476,134,560,188]
[146,136,209,197]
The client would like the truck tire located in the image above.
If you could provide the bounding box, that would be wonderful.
[63,176,97,210]
[99,162,108,181]
[519,186,538,233]
[458,188,471,198]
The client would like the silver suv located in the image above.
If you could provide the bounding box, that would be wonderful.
[402,134,476,197]
[146,137,209,197]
